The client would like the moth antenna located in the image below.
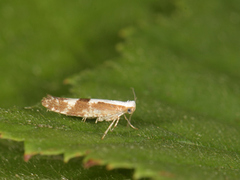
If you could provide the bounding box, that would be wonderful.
[131,87,137,102]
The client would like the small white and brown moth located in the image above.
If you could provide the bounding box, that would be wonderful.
[41,90,137,139]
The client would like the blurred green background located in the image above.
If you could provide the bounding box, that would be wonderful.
[0,0,174,107]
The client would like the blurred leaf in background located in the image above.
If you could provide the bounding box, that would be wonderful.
[0,0,168,107]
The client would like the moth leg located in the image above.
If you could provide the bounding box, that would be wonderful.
[110,116,120,132]
[95,118,99,123]
[82,117,87,122]
[95,117,103,123]
[124,114,138,130]
[101,119,117,140]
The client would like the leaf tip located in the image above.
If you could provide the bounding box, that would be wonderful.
[24,154,33,162]
[84,159,102,168]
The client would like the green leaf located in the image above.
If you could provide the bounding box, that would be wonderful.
[1,0,240,179]
[0,139,134,179]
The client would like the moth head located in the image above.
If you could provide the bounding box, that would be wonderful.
[126,101,136,114]
[126,87,137,115]
[127,106,135,115]
[124,99,138,130]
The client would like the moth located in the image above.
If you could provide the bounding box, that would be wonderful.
[41,89,137,139]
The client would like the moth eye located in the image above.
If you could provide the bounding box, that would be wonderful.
[127,108,132,113]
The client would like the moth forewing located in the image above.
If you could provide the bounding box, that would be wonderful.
[41,93,137,139]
